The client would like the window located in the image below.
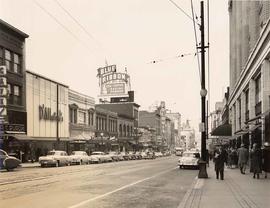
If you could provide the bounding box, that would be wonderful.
[255,75,261,104]
[13,53,21,73]
[7,84,22,105]
[88,111,94,126]
[14,85,20,96]
[3,49,21,74]
[5,49,11,71]
[69,107,78,124]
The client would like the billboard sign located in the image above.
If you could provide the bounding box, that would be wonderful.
[0,66,7,123]
[97,65,116,77]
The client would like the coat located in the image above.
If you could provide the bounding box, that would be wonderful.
[250,148,262,173]
[237,147,249,166]
[262,147,270,172]
[214,149,228,171]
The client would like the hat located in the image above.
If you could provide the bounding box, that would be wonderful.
[264,142,270,147]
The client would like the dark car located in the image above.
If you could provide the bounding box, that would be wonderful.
[0,149,21,171]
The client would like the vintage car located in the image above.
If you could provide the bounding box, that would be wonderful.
[89,151,110,163]
[108,152,121,162]
[178,151,200,169]
[0,149,21,171]
[142,151,156,159]
[155,152,163,158]
[69,151,90,165]
[39,150,70,167]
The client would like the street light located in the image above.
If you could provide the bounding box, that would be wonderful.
[100,133,104,152]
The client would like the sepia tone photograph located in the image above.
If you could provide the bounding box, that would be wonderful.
[0,0,269,207]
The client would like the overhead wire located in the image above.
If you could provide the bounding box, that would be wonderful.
[146,52,195,64]
[53,0,103,49]
[168,0,200,26]
[191,0,201,85]
[32,0,96,56]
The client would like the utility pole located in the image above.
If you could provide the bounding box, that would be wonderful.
[198,0,208,178]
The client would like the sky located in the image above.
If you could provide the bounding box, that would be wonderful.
[0,0,229,132]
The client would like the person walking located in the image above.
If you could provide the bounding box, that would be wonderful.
[262,142,270,179]
[237,144,249,174]
[214,146,228,180]
[250,143,262,179]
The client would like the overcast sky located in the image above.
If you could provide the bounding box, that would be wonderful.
[0,0,229,131]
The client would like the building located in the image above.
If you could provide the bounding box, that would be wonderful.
[68,89,95,152]
[166,112,182,147]
[228,1,270,149]
[139,110,161,148]
[26,70,69,160]
[94,106,118,152]
[181,120,195,150]
[0,19,29,159]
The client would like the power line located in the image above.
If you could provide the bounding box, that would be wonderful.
[168,0,200,26]
[191,0,201,84]
[32,0,95,55]
[147,52,195,64]
[53,0,103,49]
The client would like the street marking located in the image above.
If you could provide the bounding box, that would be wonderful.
[67,167,178,208]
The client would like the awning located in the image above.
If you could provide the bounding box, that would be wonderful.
[10,134,33,141]
[211,123,232,137]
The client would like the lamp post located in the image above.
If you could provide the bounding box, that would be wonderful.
[100,132,104,152]
[198,1,208,178]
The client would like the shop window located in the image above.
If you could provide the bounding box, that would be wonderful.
[13,53,21,74]
[3,49,21,74]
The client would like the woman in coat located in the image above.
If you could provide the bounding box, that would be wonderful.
[214,147,228,180]
[250,143,262,179]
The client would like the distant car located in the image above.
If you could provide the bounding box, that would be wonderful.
[0,149,21,171]
[143,152,156,159]
[178,151,200,169]
[39,150,70,167]
[128,152,137,160]
[134,152,142,160]
[155,152,163,157]
[89,151,108,163]
[69,151,89,165]
[119,152,130,160]
[108,152,121,162]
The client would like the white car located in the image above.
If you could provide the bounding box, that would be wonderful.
[89,151,108,163]
[69,151,89,165]
[178,151,200,169]
[39,150,69,167]
[0,149,21,171]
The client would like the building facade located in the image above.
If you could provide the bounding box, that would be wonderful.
[0,19,29,159]
[181,120,195,150]
[68,89,95,152]
[228,1,270,148]
[166,112,182,148]
[26,71,69,160]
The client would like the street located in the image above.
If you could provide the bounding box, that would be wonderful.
[0,156,197,208]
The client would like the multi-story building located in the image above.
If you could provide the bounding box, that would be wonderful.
[0,19,29,158]
[139,110,161,148]
[26,70,69,161]
[228,1,270,148]
[166,112,182,147]
[181,120,195,150]
[68,89,95,153]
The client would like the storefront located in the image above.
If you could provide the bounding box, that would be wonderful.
[26,71,69,160]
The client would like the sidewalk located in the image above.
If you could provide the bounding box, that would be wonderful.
[20,162,40,168]
[178,162,270,208]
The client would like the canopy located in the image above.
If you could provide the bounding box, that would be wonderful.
[211,123,232,137]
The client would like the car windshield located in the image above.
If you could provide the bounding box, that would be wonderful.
[47,151,56,155]
[183,153,196,158]
[71,152,82,155]
[91,152,102,155]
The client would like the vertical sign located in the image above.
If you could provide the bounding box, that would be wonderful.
[0,66,7,123]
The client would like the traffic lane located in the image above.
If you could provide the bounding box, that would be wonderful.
[0,157,174,185]
[72,168,197,208]
[0,157,182,207]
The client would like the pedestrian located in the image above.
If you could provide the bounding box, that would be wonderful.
[231,148,238,168]
[237,144,249,174]
[214,146,228,180]
[262,142,270,179]
[227,148,232,168]
[250,143,262,179]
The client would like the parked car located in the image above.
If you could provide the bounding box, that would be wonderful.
[134,152,142,160]
[89,151,107,163]
[178,151,200,169]
[108,152,121,162]
[155,152,163,158]
[0,149,21,171]
[39,150,70,167]
[69,151,89,165]
[142,151,156,159]
[119,152,130,160]
[128,152,137,160]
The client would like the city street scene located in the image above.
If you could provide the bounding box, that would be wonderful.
[0,0,270,207]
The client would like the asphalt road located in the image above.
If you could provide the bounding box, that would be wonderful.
[0,156,198,208]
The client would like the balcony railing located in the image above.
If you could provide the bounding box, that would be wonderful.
[255,101,262,116]
[245,110,249,122]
